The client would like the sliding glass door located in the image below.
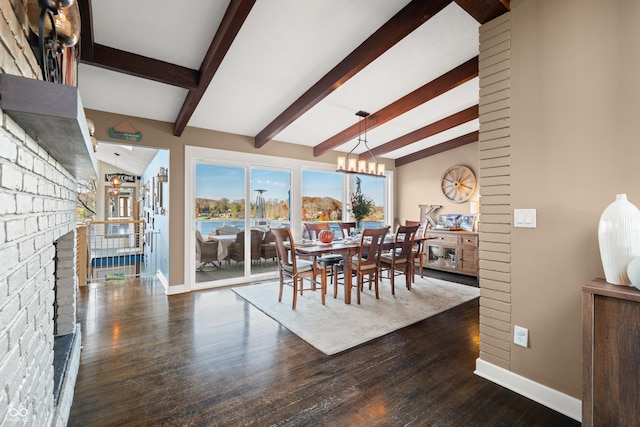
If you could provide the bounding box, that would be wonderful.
[186,146,393,291]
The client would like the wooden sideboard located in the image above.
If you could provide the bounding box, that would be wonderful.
[424,229,478,277]
[582,279,640,426]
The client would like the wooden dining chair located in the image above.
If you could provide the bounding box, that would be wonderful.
[304,222,343,285]
[405,220,428,282]
[380,224,419,294]
[271,227,326,309]
[338,222,357,238]
[334,226,390,304]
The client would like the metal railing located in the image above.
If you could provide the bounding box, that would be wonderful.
[78,220,159,283]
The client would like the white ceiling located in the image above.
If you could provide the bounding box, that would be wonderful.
[79,0,488,172]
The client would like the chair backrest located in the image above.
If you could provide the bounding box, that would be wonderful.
[339,222,357,238]
[304,222,330,240]
[357,226,390,268]
[394,224,420,260]
[250,229,263,259]
[405,220,427,238]
[271,227,294,271]
[196,229,205,244]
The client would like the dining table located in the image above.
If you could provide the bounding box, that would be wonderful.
[293,233,433,304]
[207,233,237,261]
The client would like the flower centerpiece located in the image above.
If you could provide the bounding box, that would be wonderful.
[349,177,374,233]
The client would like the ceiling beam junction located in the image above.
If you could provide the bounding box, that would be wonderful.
[173,0,257,136]
[313,56,478,157]
[254,0,452,149]
[394,130,479,167]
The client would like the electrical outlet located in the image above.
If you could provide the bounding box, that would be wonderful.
[514,325,528,348]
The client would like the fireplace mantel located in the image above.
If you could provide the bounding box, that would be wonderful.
[0,73,98,179]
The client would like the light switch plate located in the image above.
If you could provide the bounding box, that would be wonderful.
[514,209,537,228]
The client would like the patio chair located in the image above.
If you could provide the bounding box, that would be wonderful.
[229,229,262,266]
[216,225,240,235]
[195,230,219,271]
[271,227,326,309]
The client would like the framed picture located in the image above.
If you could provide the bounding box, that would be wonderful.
[460,215,475,231]
[445,214,462,228]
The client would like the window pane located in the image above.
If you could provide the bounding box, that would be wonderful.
[195,163,245,283]
[301,170,343,236]
[250,168,290,275]
[357,174,385,227]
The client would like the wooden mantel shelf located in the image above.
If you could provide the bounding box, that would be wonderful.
[0,73,97,179]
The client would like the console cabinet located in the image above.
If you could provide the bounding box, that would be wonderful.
[424,230,478,277]
[582,279,640,426]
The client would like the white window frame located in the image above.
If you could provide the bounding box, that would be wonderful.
[184,145,393,291]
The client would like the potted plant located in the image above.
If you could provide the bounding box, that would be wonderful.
[349,177,374,233]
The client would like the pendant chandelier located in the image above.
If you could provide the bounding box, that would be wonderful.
[336,111,385,178]
[110,153,121,188]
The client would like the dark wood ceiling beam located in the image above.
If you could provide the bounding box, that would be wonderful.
[395,131,479,167]
[82,44,199,89]
[174,0,256,136]
[78,0,94,62]
[313,56,478,157]
[359,105,478,160]
[455,0,510,24]
[79,0,197,89]
[254,0,452,149]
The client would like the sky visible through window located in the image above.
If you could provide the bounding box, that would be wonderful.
[196,164,384,205]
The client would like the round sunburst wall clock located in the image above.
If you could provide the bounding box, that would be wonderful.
[441,165,477,203]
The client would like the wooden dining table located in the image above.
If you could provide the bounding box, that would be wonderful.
[293,234,433,304]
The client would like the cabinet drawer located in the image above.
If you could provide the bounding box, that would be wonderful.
[459,234,478,247]
[426,232,458,245]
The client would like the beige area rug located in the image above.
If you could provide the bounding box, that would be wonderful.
[232,276,480,355]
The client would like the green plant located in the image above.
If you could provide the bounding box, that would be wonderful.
[349,177,374,224]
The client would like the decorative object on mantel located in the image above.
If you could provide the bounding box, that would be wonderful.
[26,0,80,83]
[598,194,640,285]
[441,165,477,203]
[86,118,98,152]
[108,120,143,142]
[336,111,385,177]
[348,176,375,233]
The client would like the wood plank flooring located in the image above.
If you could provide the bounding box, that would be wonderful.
[69,276,578,426]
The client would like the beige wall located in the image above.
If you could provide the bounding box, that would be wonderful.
[396,142,479,223]
[86,109,396,287]
[483,0,640,399]
[399,0,640,403]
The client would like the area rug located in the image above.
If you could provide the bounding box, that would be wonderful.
[232,276,480,355]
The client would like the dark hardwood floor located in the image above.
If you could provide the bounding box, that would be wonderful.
[69,275,578,426]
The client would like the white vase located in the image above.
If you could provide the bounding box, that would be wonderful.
[598,194,640,285]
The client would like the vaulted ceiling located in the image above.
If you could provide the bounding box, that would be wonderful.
[78,0,509,169]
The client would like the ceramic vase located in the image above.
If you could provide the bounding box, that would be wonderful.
[598,194,640,285]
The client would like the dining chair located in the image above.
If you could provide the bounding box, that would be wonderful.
[338,222,357,238]
[271,227,326,309]
[380,224,419,294]
[405,220,428,282]
[334,226,390,304]
[304,222,343,285]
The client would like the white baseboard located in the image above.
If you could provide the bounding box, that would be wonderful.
[474,359,581,422]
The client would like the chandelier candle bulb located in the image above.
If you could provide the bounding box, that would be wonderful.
[368,161,376,175]
[358,160,367,173]
[337,157,346,170]
[348,158,357,172]
[377,163,385,176]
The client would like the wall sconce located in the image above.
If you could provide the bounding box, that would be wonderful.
[26,0,80,83]
[157,167,168,183]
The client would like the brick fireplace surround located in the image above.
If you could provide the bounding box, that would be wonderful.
[0,2,83,425]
